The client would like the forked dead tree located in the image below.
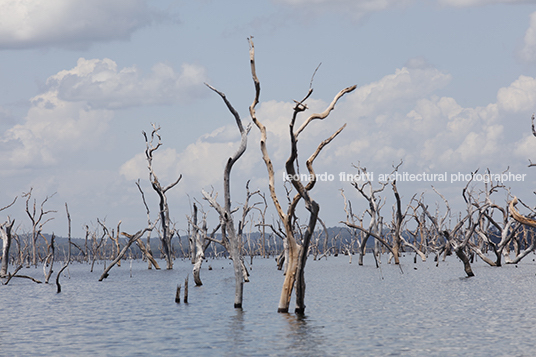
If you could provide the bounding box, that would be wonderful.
[471,179,520,266]
[247,37,356,313]
[201,80,251,308]
[341,166,388,266]
[389,179,426,263]
[423,180,489,277]
[143,124,182,270]
[187,202,220,286]
[23,189,56,267]
[98,219,122,267]
[99,224,156,281]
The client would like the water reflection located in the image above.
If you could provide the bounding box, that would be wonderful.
[228,308,245,342]
[224,308,248,356]
[4,258,536,356]
[281,313,328,357]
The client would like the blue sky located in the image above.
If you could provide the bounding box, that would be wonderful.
[1,0,536,237]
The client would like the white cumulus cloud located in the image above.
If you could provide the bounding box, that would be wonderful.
[1,90,112,170]
[47,58,208,109]
[497,75,536,112]
[519,11,536,63]
[0,0,163,49]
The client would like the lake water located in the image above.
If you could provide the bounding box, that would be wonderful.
[2,254,536,356]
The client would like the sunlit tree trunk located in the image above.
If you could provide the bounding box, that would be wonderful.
[247,37,356,313]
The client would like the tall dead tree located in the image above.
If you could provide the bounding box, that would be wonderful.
[23,189,56,267]
[143,124,182,270]
[247,37,356,313]
[201,81,251,308]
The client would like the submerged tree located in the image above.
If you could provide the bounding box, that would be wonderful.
[0,197,17,278]
[143,124,182,270]
[23,189,56,267]
[201,82,251,308]
[247,37,356,313]
[340,166,388,266]
[187,202,220,286]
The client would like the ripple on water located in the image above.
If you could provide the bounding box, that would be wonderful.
[2,256,536,356]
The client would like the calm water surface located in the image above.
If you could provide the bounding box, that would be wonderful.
[2,255,536,356]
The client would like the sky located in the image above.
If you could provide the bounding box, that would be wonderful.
[1,0,536,238]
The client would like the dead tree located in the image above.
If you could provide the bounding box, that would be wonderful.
[201,80,251,308]
[508,197,536,263]
[135,179,160,269]
[188,203,197,264]
[237,181,264,264]
[390,180,426,262]
[143,124,182,270]
[187,202,220,286]
[43,233,55,283]
[342,166,388,265]
[471,181,520,266]
[98,219,123,266]
[0,219,15,278]
[247,37,356,313]
[56,203,72,293]
[87,224,106,273]
[99,224,155,281]
[424,181,488,277]
[22,188,56,266]
[0,197,17,278]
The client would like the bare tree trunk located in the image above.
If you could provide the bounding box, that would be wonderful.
[0,219,15,277]
[135,238,160,269]
[56,203,72,293]
[44,234,55,283]
[294,201,319,314]
[192,203,204,286]
[455,246,474,277]
[189,204,198,265]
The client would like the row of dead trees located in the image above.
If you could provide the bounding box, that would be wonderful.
[338,161,536,278]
